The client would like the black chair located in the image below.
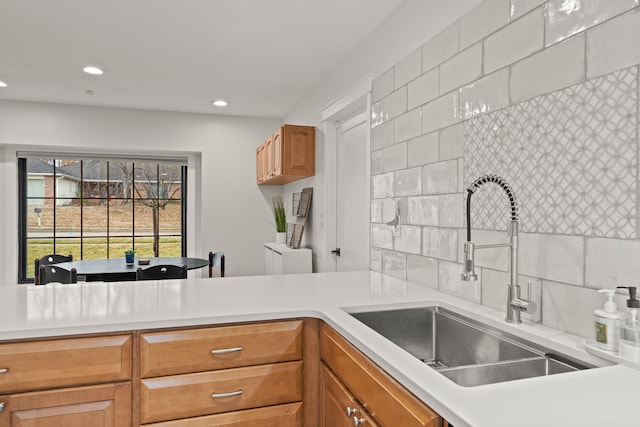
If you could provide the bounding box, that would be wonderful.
[34,254,73,285]
[209,251,225,277]
[38,265,77,285]
[136,265,187,281]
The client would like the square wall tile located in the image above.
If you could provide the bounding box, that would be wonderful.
[408,132,439,167]
[438,194,464,228]
[422,92,460,134]
[371,120,394,151]
[371,150,383,175]
[459,68,510,120]
[382,250,407,280]
[484,7,544,74]
[395,225,422,254]
[439,260,482,303]
[459,0,511,49]
[510,34,585,103]
[423,22,459,72]
[587,8,640,79]
[519,233,584,286]
[407,255,439,289]
[422,227,458,261]
[372,173,393,198]
[439,124,464,160]
[382,142,407,173]
[586,238,640,289]
[408,196,439,225]
[408,68,440,110]
[422,160,458,194]
[394,167,422,196]
[394,109,422,143]
[545,0,638,46]
[440,43,483,95]
[511,0,546,19]
[373,68,394,102]
[395,48,422,89]
[371,247,382,272]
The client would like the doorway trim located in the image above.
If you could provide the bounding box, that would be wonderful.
[320,74,372,272]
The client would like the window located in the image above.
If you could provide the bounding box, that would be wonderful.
[18,155,187,283]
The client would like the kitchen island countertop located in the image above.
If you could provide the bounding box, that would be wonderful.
[0,271,636,427]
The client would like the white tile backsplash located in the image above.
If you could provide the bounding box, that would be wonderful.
[587,8,640,79]
[440,43,483,95]
[407,255,438,289]
[370,0,640,339]
[422,22,459,72]
[585,237,640,289]
[510,34,585,103]
[422,91,460,134]
[407,132,439,167]
[459,68,510,119]
[459,0,511,49]
[545,0,638,46]
[484,7,544,74]
[395,48,422,89]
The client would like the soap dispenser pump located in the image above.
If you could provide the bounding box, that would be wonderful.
[617,286,640,362]
[595,289,624,351]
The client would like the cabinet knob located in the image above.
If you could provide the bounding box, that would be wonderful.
[352,416,366,426]
[346,406,358,417]
[0,402,5,412]
[0,368,7,374]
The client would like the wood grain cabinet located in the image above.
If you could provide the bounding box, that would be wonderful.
[0,335,132,427]
[256,125,315,185]
[138,320,304,426]
[320,323,442,427]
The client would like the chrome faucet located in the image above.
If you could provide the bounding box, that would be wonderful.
[461,174,536,324]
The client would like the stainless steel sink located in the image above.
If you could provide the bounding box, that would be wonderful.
[349,306,593,387]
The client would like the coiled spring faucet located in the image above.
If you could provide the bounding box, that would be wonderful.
[461,174,536,324]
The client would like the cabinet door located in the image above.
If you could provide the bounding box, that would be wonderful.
[256,146,263,183]
[273,250,284,274]
[282,125,315,177]
[265,136,274,178]
[321,365,379,427]
[264,246,274,274]
[0,382,131,427]
[271,128,282,177]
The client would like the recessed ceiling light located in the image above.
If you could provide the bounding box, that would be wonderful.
[83,66,104,75]
[212,99,228,107]
[0,81,7,88]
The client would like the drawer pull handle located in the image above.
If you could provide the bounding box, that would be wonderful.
[346,406,358,417]
[0,402,4,412]
[352,416,366,426]
[0,368,7,374]
[211,346,242,355]
[211,390,243,399]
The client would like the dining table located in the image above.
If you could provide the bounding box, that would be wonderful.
[53,257,209,282]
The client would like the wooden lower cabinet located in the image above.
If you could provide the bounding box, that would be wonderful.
[0,382,131,427]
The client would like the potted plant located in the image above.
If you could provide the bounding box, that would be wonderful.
[273,196,286,243]
[124,249,135,265]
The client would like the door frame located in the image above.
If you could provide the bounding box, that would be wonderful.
[320,74,372,272]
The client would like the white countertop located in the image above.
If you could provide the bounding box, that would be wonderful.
[0,271,637,426]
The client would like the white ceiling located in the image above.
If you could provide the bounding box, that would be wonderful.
[0,0,404,118]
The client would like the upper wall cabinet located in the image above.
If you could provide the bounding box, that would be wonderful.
[257,124,315,185]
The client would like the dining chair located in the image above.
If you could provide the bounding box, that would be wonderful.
[209,251,225,277]
[34,254,73,285]
[136,265,188,281]
[38,265,78,285]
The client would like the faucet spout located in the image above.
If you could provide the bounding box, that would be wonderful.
[461,174,535,324]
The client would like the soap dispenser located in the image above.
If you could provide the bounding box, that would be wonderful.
[617,286,640,362]
[595,289,624,351]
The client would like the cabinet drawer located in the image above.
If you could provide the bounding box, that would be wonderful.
[143,402,302,426]
[0,382,131,427]
[321,324,440,427]
[140,360,303,424]
[140,320,302,377]
[0,335,132,393]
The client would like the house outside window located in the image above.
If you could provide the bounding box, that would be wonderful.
[18,156,187,283]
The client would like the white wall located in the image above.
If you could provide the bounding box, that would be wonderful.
[0,100,282,283]
[283,0,484,271]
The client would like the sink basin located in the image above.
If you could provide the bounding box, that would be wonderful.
[349,306,593,387]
